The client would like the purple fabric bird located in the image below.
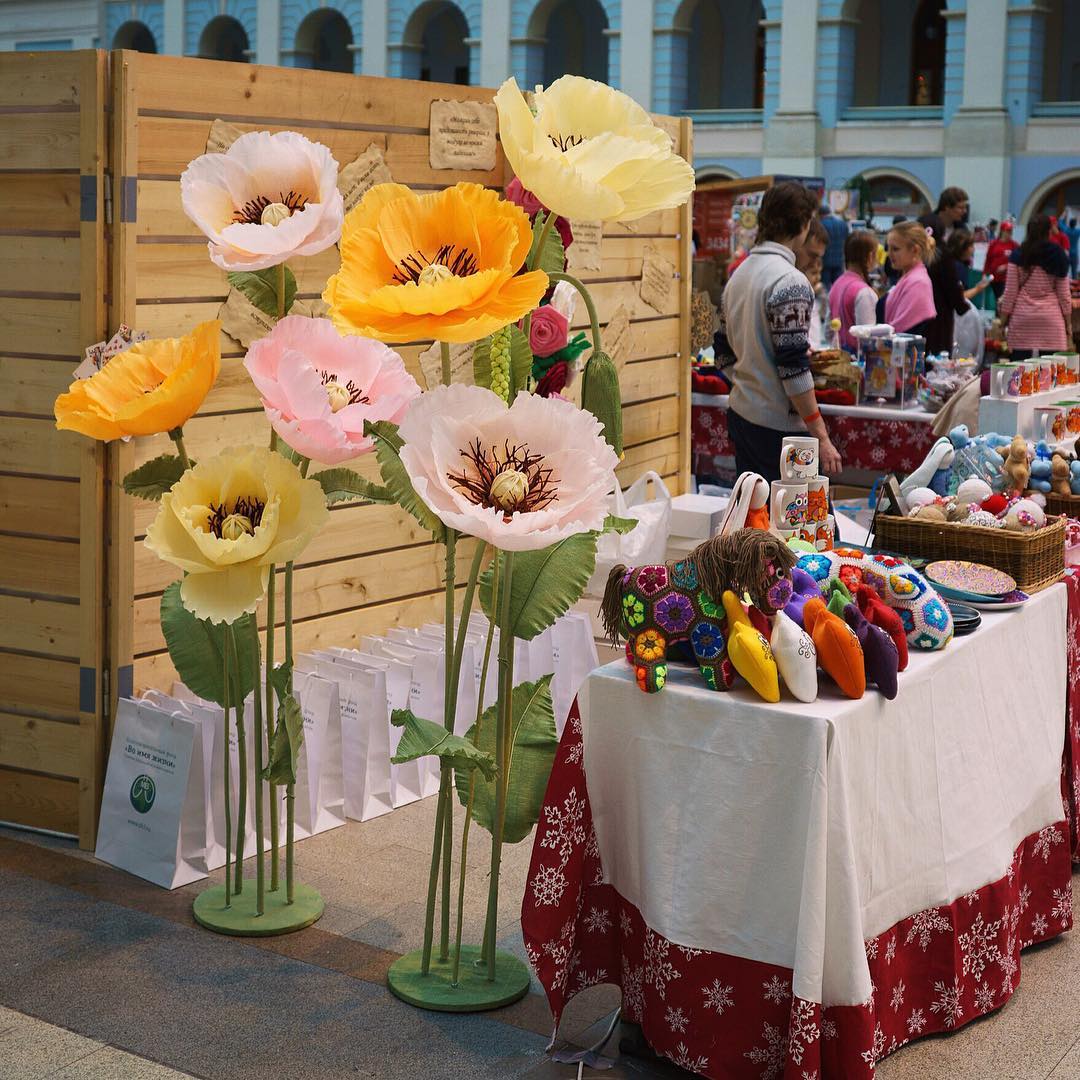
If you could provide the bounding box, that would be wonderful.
[843,603,899,700]
[784,567,824,628]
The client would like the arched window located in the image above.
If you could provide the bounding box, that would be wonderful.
[678,0,764,111]
[856,173,931,230]
[411,2,470,84]
[910,0,945,106]
[541,0,609,86]
[199,15,250,63]
[296,8,354,73]
[1036,175,1080,219]
[1042,0,1080,102]
[850,0,881,107]
[112,20,157,53]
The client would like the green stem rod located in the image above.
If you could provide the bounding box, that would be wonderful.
[547,270,602,357]
[266,571,279,893]
[284,455,307,905]
[168,428,191,471]
[232,624,247,896]
[250,624,265,916]
[522,210,556,344]
[223,627,232,909]
[439,529,457,960]
[277,262,287,319]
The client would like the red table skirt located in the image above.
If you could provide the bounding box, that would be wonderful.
[691,403,938,477]
[521,572,1080,1078]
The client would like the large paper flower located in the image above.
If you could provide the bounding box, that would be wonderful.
[244,316,420,466]
[494,76,694,223]
[55,320,220,441]
[323,182,548,344]
[397,384,618,551]
[181,131,343,271]
[145,446,329,624]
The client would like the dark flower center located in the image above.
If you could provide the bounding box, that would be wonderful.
[549,133,585,152]
[392,243,479,285]
[319,369,370,406]
[447,438,558,520]
[206,496,265,539]
[232,190,309,225]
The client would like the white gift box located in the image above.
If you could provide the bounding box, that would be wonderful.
[669,493,729,541]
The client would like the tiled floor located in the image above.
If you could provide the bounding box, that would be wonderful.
[1,797,1079,1079]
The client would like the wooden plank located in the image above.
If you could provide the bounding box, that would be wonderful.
[136,122,501,189]
[676,117,694,494]
[0,357,77,417]
[616,434,682,481]
[0,766,79,834]
[620,355,681,405]
[0,594,80,657]
[606,209,681,237]
[0,298,82,356]
[0,417,82,478]
[0,174,81,232]
[0,535,79,597]
[623,395,680,448]
[0,652,79,716]
[0,711,80,777]
[0,114,80,171]
[0,236,80,296]
[0,475,81,539]
[0,52,82,109]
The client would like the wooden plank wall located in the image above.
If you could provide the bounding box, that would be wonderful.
[0,52,108,845]
[106,52,692,697]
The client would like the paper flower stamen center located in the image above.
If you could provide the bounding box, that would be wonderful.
[448,438,558,520]
[319,369,370,412]
[207,496,265,539]
[549,133,585,152]
[232,190,310,225]
[392,243,479,286]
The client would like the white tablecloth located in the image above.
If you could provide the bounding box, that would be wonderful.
[580,583,1066,1008]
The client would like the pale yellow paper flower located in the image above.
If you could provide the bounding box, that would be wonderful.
[145,445,329,624]
[493,75,695,223]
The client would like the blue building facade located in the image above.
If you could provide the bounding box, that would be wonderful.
[3,0,1078,222]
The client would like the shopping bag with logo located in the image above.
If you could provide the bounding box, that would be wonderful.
[95,698,206,889]
[415,627,479,736]
[292,669,346,837]
[589,470,672,594]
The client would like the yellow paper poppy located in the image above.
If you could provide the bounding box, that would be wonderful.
[54,320,221,441]
[323,182,548,344]
[494,76,695,224]
[145,445,329,624]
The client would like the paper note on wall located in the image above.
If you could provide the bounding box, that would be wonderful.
[418,339,476,390]
[567,220,603,273]
[338,142,394,213]
[603,304,635,374]
[428,100,497,171]
[205,119,246,154]
[639,244,676,314]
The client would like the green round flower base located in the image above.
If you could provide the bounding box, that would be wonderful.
[387,945,531,1012]
[192,882,324,936]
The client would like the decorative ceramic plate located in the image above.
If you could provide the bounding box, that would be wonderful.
[963,591,1029,612]
[925,560,1017,597]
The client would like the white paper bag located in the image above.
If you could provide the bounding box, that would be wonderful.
[292,670,346,837]
[95,698,206,889]
[551,613,600,734]
[589,471,672,594]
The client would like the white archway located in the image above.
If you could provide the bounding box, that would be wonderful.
[855,167,933,207]
[1019,169,1080,224]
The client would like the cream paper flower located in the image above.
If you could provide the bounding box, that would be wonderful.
[493,75,695,223]
[145,445,329,623]
[397,384,618,552]
[181,130,344,271]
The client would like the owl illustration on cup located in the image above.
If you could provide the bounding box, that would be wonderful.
[782,491,808,527]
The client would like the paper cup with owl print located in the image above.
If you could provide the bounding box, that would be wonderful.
[771,481,808,529]
[780,436,818,480]
[806,476,829,524]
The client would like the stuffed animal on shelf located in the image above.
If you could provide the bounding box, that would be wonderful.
[900,437,956,498]
[1071,460,1080,496]
[998,434,1030,495]
[795,548,953,649]
[1052,454,1072,497]
[1027,456,1052,495]
[602,528,796,694]
[769,609,818,703]
[785,567,824,627]
[802,598,865,699]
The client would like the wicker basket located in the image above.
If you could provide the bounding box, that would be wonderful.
[873,513,1066,593]
[1045,492,1080,518]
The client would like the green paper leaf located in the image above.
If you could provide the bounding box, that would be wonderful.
[227,266,297,319]
[269,660,292,708]
[455,674,557,844]
[508,324,533,396]
[479,534,598,641]
[122,453,188,501]
[529,215,565,276]
[159,581,258,708]
[261,692,304,785]
[312,467,391,506]
[604,515,638,535]
[363,419,445,541]
[473,334,493,391]
[390,708,497,780]
[273,440,305,467]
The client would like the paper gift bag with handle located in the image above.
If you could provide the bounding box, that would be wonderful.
[589,470,672,595]
[551,613,600,735]
[95,698,206,889]
[292,669,346,837]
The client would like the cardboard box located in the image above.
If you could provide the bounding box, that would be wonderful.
[670,493,729,540]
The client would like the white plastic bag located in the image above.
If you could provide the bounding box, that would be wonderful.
[589,471,672,593]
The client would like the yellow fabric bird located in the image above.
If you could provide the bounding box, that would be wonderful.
[721,590,780,703]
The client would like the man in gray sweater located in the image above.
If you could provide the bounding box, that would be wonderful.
[715,183,842,482]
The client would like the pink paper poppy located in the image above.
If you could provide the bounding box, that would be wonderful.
[244,316,420,466]
[181,130,344,272]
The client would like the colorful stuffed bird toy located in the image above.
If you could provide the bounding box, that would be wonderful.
[802,598,866,699]
[722,590,780,702]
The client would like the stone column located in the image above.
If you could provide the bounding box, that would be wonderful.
[762,0,821,175]
[163,0,184,56]
[480,0,511,87]
[255,0,278,66]
[618,0,653,108]
[362,0,388,76]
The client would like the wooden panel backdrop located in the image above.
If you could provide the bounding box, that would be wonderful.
[0,52,108,845]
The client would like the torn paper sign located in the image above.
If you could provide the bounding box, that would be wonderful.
[205,119,246,154]
[602,305,635,373]
[218,288,279,349]
[418,339,475,391]
[639,245,676,314]
[338,143,393,213]
[567,220,602,273]
[428,100,497,171]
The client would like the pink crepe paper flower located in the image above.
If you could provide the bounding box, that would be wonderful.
[529,304,569,358]
[244,316,420,466]
[397,383,618,552]
[181,130,344,272]
[505,178,574,252]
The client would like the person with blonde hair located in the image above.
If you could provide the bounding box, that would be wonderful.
[881,220,937,336]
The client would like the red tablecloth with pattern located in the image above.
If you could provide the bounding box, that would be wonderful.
[692,398,939,478]
[522,574,1080,1079]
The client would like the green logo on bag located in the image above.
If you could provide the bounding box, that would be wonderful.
[129,774,156,814]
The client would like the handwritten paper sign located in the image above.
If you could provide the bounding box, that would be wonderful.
[639,244,676,314]
[567,220,603,273]
[428,100,497,171]
[418,339,476,391]
[205,119,246,154]
[603,304,635,373]
[338,143,394,213]
[219,288,277,348]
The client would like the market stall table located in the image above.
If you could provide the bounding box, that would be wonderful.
[523,579,1080,1079]
[692,393,939,485]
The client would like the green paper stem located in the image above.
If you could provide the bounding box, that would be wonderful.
[232,625,247,896]
[547,270,602,358]
[168,427,191,471]
[452,558,497,985]
[421,784,448,975]
[250,622,265,916]
[223,626,233,908]
[523,209,556,344]
[266,574,279,893]
[440,339,451,387]
[439,528,456,960]
[485,550,515,981]
[277,262,287,319]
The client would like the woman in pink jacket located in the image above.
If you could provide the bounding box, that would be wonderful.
[999,214,1074,361]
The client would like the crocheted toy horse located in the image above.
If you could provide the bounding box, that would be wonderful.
[601,528,797,693]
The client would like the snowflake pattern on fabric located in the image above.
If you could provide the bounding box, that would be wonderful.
[904,907,952,950]
[929,978,964,1028]
[958,914,1001,979]
[665,1005,688,1033]
[701,979,734,1014]
[762,975,791,1004]
[746,1021,787,1079]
